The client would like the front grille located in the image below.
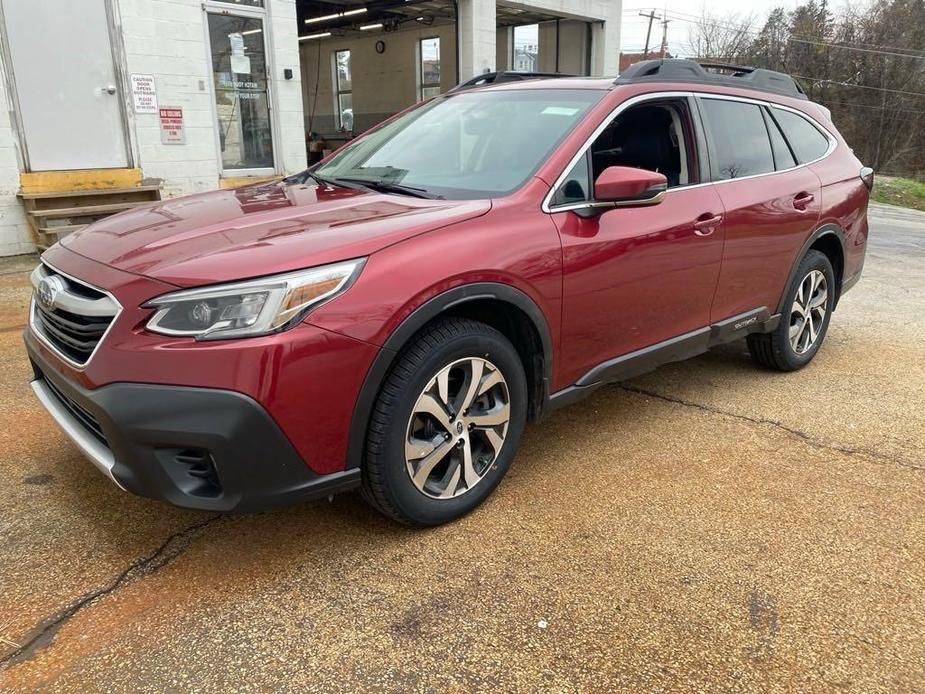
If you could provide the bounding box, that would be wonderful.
[30,263,119,366]
[41,372,109,447]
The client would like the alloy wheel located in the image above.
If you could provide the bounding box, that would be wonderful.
[789,269,828,354]
[405,357,511,499]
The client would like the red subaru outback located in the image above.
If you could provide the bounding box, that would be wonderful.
[25,60,870,525]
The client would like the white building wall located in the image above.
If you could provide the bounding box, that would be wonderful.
[117,0,306,197]
[0,0,306,257]
[268,0,307,176]
[117,0,220,198]
[0,73,30,257]
[500,0,621,75]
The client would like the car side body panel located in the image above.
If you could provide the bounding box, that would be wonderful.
[709,165,822,322]
[553,184,726,387]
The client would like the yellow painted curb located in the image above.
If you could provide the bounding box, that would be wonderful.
[19,168,143,194]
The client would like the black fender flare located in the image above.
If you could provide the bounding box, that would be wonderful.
[345,282,554,471]
[776,223,847,314]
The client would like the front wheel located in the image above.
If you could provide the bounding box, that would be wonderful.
[747,249,835,371]
[362,317,527,526]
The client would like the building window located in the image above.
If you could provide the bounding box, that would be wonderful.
[512,24,538,72]
[207,11,274,171]
[419,37,441,99]
[334,49,353,131]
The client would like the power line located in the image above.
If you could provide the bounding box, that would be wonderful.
[823,100,925,116]
[794,75,925,99]
[621,7,925,99]
[665,9,925,61]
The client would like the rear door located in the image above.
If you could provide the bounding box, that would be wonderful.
[700,96,822,322]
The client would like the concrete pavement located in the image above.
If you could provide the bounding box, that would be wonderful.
[0,204,922,692]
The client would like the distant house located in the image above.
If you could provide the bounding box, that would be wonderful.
[514,43,539,72]
[619,51,673,73]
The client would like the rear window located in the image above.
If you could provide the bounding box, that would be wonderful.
[771,108,831,163]
[700,99,774,180]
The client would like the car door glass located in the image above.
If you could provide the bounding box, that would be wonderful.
[763,107,797,170]
[589,101,696,188]
[552,153,590,206]
[772,108,830,163]
[701,99,775,180]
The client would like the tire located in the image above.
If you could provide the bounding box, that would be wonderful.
[747,249,835,371]
[361,317,527,526]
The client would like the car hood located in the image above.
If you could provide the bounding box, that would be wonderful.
[60,180,491,287]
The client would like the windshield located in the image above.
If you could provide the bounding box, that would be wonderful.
[314,88,604,200]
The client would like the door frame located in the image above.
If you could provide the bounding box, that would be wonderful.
[201,0,281,178]
[0,0,135,172]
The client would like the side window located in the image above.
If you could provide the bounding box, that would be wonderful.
[552,153,591,206]
[763,107,797,170]
[700,99,774,180]
[771,108,830,163]
[589,99,698,189]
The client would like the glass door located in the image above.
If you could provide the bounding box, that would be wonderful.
[206,6,275,173]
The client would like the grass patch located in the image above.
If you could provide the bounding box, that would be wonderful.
[872,175,925,212]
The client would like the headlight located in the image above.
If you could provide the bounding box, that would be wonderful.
[143,259,365,340]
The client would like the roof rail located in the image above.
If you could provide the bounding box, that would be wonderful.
[614,59,807,100]
[451,71,574,92]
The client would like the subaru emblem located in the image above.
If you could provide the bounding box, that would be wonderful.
[37,276,63,310]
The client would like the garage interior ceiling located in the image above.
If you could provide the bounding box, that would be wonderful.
[296,0,568,36]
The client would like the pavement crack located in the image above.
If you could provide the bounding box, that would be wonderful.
[0,514,222,668]
[618,385,924,473]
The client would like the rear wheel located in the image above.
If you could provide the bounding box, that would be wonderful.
[747,249,835,371]
[362,317,527,525]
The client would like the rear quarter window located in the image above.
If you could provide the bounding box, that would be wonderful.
[771,108,831,163]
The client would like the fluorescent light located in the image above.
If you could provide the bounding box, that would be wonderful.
[299,32,332,41]
[359,23,383,31]
[304,8,367,24]
[239,28,263,36]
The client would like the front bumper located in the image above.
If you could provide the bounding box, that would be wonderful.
[28,346,360,512]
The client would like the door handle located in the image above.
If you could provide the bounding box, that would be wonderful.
[793,191,815,210]
[693,213,723,236]
[103,85,117,95]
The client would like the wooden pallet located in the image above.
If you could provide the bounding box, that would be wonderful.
[19,184,162,249]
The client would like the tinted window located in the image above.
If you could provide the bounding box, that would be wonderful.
[772,108,830,163]
[701,99,774,180]
[763,108,797,170]
[552,154,590,206]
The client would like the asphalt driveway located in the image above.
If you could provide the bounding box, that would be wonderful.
[0,203,922,692]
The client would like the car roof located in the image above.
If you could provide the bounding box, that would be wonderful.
[460,60,808,102]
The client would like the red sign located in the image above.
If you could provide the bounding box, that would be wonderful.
[158,107,184,144]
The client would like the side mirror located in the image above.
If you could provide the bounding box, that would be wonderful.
[594,166,667,206]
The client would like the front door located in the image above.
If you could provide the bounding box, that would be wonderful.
[550,95,725,388]
[3,0,129,170]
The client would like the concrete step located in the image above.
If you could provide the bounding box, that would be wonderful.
[27,201,152,218]
[19,184,162,200]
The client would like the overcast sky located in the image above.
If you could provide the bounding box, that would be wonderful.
[620,0,851,57]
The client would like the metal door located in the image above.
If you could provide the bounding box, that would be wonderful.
[3,0,129,170]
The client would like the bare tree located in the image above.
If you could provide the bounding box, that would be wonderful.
[684,10,757,63]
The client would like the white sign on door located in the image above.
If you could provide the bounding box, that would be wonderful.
[131,74,158,113]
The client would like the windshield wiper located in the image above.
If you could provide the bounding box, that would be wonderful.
[332,177,441,199]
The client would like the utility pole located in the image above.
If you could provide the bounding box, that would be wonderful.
[659,18,671,59]
[639,11,659,58]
